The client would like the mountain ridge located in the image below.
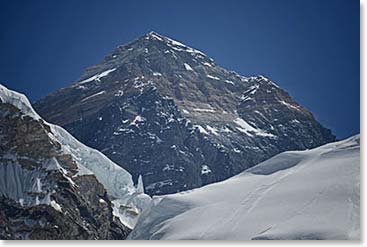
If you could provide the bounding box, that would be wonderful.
[0,84,151,239]
[34,32,336,195]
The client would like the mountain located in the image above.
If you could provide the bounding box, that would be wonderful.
[129,135,360,240]
[34,31,336,195]
[0,84,151,239]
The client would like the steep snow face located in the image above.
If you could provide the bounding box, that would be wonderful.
[0,84,41,120]
[50,124,152,228]
[49,124,135,199]
[129,135,360,240]
[0,84,151,228]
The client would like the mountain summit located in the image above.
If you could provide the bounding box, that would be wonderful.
[34,32,335,195]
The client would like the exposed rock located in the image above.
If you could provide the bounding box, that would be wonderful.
[34,32,335,195]
[0,85,149,239]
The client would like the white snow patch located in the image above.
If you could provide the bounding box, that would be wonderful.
[130,115,145,126]
[225,80,235,85]
[193,108,216,113]
[50,200,62,212]
[279,100,301,111]
[147,32,163,41]
[201,165,212,175]
[184,63,194,71]
[206,125,219,136]
[193,125,209,135]
[163,36,206,56]
[77,68,116,85]
[81,91,105,102]
[202,62,213,67]
[207,75,220,80]
[241,85,260,102]
[233,118,274,138]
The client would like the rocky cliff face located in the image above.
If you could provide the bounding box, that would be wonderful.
[0,85,150,239]
[34,32,335,196]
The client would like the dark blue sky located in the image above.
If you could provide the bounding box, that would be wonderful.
[0,0,359,139]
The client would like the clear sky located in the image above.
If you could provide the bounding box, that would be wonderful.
[0,0,359,139]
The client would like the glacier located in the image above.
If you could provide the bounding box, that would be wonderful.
[129,135,360,240]
[0,84,151,229]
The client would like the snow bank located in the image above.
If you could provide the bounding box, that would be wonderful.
[129,135,360,240]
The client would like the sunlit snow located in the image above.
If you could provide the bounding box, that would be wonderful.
[77,68,116,85]
[129,135,360,240]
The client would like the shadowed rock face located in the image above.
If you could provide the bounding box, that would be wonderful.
[0,102,130,240]
[34,32,335,196]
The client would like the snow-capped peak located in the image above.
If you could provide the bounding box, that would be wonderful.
[142,31,207,57]
[145,31,164,40]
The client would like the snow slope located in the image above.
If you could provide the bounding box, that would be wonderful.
[0,84,41,120]
[0,84,151,228]
[129,135,360,240]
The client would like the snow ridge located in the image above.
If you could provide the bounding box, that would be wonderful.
[0,84,41,120]
[129,135,360,240]
[0,84,151,228]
